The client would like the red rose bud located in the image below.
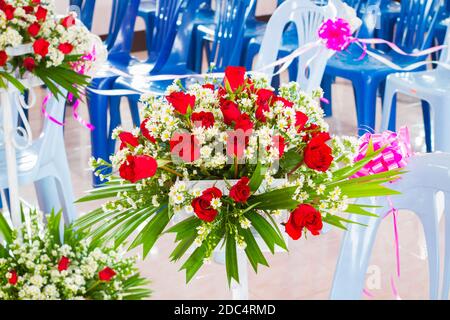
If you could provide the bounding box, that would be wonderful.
[58,256,70,272]
[23,6,34,14]
[3,4,15,20]
[220,100,241,126]
[98,267,116,282]
[33,38,50,57]
[224,66,246,92]
[166,91,196,115]
[191,111,215,128]
[304,132,333,172]
[58,42,73,54]
[234,113,253,131]
[61,15,76,28]
[118,131,139,150]
[32,0,41,4]
[255,89,275,122]
[8,270,18,285]
[27,22,41,37]
[35,6,47,21]
[119,155,158,183]
[0,50,7,67]
[229,177,251,203]
[285,204,323,240]
[169,132,200,163]
[23,57,36,71]
[192,195,218,222]
[140,119,156,143]
[202,187,222,200]
[202,83,215,90]
[295,111,308,132]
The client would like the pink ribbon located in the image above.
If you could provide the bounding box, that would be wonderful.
[318,18,449,70]
[352,126,412,178]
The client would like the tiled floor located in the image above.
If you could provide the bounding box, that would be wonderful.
[5,60,440,300]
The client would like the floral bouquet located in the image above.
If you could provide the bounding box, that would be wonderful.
[0,0,104,98]
[77,66,404,284]
[0,208,151,300]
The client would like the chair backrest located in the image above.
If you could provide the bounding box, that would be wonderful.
[331,153,450,300]
[393,0,443,52]
[209,0,255,71]
[255,0,337,93]
[438,21,450,66]
[150,0,206,73]
[106,0,141,61]
[69,0,96,30]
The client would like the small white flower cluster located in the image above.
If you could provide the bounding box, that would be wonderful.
[0,209,146,300]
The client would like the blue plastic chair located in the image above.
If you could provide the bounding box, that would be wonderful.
[321,0,442,137]
[86,0,141,186]
[137,0,157,56]
[255,0,337,94]
[0,88,76,224]
[69,0,96,31]
[381,23,450,153]
[330,153,450,300]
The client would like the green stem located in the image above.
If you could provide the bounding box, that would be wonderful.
[160,165,184,178]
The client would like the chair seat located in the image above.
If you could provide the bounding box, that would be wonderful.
[388,69,450,96]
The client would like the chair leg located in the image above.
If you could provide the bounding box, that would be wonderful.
[421,101,432,153]
[53,157,77,225]
[231,249,249,300]
[431,97,450,153]
[380,81,397,132]
[129,96,141,127]
[442,193,450,299]
[321,74,333,117]
[107,96,122,156]
[330,200,383,299]
[244,42,259,70]
[194,28,205,73]
[87,92,109,186]
[353,78,378,136]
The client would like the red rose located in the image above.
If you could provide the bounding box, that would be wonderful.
[224,66,246,91]
[35,6,47,21]
[58,42,73,54]
[2,4,15,20]
[304,132,333,172]
[192,195,218,222]
[202,187,222,200]
[169,132,200,163]
[234,113,253,131]
[275,96,294,108]
[285,204,323,240]
[119,155,158,183]
[98,267,116,281]
[166,91,196,115]
[140,119,156,143]
[118,131,139,150]
[23,57,36,71]
[220,100,241,126]
[33,38,50,57]
[58,256,70,272]
[270,135,286,158]
[202,83,215,91]
[7,270,18,285]
[27,22,41,37]
[191,111,215,128]
[61,15,76,28]
[255,89,275,123]
[226,129,251,159]
[229,177,251,203]
[295,111,308,132]
[32,0,41,3]
[0,51,7,67]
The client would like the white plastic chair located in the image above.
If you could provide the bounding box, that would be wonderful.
[381,23,450,152]
[0,89,76,224]
[330,153,450,300]
[254,0,337,94]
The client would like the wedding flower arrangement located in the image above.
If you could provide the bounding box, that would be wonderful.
[77,66,404,284]
[0,0,102,98]
[0,209,151,300]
